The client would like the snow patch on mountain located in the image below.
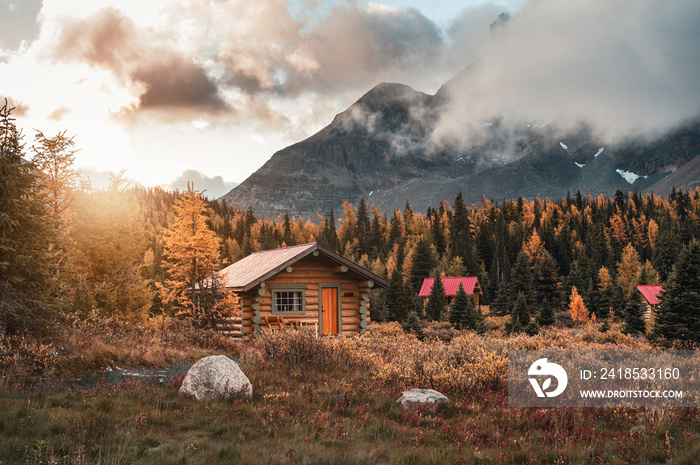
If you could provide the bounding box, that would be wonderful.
[560,142,568,150]
[575,162,585,168]
[616,169,648,184]
[594,147,604,157]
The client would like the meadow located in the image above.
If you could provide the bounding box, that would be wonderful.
[1,316,698,465]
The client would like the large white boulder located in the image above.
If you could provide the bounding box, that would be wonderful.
[396,388,448,412]
[179,355,252,400]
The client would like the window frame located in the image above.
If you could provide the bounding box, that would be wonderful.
[270,285,307,315]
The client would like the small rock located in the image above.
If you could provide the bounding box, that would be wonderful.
[396,388,448,412]
[179,355,252,400]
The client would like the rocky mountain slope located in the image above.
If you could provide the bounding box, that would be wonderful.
[222,76,700,218]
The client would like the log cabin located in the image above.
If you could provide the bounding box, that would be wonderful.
[418,277,483,308]
[636,284,664,327]
[213,242,389,340]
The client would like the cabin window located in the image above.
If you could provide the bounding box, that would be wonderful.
[271,286,306,315]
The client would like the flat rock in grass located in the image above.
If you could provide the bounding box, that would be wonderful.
[397,389,448,412]
[179,355,252,400]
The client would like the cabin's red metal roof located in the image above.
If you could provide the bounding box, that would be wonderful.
[215,242,389,292]
[637,285,664,305]
[419,277,481,297]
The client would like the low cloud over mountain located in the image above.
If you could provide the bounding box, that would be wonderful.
[435,0,700,145]
[169,170,238,199]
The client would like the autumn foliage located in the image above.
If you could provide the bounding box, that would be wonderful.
[569,286,590,325]
[158,184,223,325]
[3,95,700,344]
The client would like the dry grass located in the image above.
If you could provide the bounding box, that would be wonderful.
[0,318,697,464]
[0,312,243,388]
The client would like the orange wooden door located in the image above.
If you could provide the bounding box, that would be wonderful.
[321,287,338,334]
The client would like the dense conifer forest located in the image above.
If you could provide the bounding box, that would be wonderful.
[2,101,700,342]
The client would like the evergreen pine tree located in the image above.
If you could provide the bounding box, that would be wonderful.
[622,290,647,335]
[460,293,477,330]
[431,207,446,256]
[386,244,413,322]
[525,321,540,336]
[473,297,486,334]
[651,240,700,343]
[387,213,402,250]
[509,251,533,314]
[567,244,596,294]
[425,274,447,321]
[0,101,58,334]
[282,212,293,245]
[652,228,680,282]
[410,238,436,292]
[491,281,510,316]
[356,198,371,255]
[369,291,389,323]
[401,310,424,339]
[369,207,384,259]
[327,209,339,251]
[610,284,627,320]
[509,292,529,333]
[449,283,468,328]
[450,192,477,272]
[583,277,603,319]
[537,297,555,326]
[534,250,562,310]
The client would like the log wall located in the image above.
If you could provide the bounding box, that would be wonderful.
[241,255,374,339]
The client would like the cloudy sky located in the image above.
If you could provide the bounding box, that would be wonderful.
[2,0,698,198]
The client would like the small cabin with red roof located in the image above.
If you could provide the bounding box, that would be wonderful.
[211,243,389,340]
[636,285,664,325]
[418,277,483,308]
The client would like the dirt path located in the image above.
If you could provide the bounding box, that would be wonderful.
[69,363,194,390]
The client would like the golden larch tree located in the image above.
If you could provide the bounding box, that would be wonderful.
[31,130,84,223]
[597,266,612,289]
[569,286,590,325]
[616,243,642,295]
[609,213,627,245]
[159,184,221,324]
[647,218,659,251]
[523,229,545,264]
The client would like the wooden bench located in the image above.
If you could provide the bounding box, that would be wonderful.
[263,315,285,329]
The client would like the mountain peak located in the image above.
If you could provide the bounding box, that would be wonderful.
[351,82,433,114]
[356,82,426,104]
[326,81,437,138]
[222,73,700,219]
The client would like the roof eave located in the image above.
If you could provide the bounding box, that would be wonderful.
[314,243,390,288]
[240,246,320,291]
[234,243,389,291]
